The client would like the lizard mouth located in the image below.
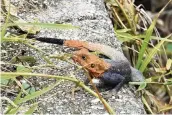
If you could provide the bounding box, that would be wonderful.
[71,55,78,63]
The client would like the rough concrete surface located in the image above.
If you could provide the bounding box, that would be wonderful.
[2,0,146,114]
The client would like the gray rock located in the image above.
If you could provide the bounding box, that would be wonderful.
[3,0,146,114]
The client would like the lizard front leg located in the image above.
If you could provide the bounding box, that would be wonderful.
[92,72,126,92]
[92,60,131,92]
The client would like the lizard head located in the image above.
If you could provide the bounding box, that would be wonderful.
[72,48,110,78]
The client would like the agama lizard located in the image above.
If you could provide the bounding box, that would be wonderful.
[8,31,145,92]
[23,35,145,91]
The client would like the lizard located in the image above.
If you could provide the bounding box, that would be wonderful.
[27,35,144,91]
[8,31,145,92]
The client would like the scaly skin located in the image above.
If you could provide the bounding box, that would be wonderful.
[65,40,144,73]
[64,40,128,61]
[66,41,133,91]
[12,31,144,91]
[72,48,111,78]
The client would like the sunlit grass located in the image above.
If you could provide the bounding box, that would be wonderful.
[110,0,172,114]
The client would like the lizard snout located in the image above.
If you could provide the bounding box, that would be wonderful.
[71,55,78,63]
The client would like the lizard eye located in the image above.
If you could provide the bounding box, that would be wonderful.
[91,64,95,68]
[81,55,86,60]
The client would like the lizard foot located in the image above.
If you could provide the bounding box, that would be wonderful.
[101,88,118,99]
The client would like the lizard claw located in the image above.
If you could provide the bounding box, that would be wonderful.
[101,88,119,100]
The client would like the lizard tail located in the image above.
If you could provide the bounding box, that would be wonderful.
[130,67,145,82]
[26,34,65,45]
[7,29,65,45]
[34,37,64,45]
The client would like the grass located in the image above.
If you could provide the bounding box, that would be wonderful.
[1,0,172,114]
[109,0,172,114]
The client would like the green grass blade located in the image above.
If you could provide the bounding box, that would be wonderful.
[137,82,147,91]
[139,34,171,72]
[1,0,11,40]
[160,106,172,112]
[136,0,172,69]
[136,20,158,69]
[6,107,20,114]
[15,80,62,105]
[5,92,21,114]
[142,95,154,114]
[5,92,22,114]
[25,103,38,114]
[164,81,172,85]
[1,74,16,79]
[151,36,172,42]
[1,97,18,108]
[6,23,79,29]
[1,72,79,82]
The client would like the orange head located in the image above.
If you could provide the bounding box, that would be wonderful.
[72,48,110,78]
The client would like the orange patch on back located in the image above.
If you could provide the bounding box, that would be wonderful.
[64,40,88,49]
